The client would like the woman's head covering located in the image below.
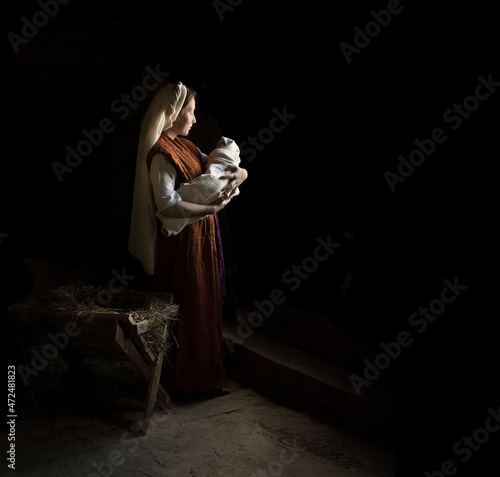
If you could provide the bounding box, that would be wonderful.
[128,82,187,275]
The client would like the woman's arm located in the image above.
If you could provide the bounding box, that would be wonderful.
[159,195,231,219]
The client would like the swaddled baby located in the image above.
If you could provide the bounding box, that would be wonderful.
[160,136,241,235]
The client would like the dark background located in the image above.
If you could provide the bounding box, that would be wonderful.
[2,0,499,475]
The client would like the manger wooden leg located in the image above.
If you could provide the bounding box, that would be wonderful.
[141,350,166,435]
[114,325,171,433]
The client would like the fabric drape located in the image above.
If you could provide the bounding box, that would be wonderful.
[149,134,227,391]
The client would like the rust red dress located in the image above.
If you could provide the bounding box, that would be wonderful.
[147,134,227,392]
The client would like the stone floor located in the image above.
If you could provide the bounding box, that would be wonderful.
[4,355,395,477]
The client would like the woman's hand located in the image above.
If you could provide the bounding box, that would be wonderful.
[211,194,232,213]
[220,166,248,197]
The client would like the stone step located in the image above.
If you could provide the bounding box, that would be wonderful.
[238,304,376,372]
[222,317,396,434]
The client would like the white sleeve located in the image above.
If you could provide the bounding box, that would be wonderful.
[149,154,182,212]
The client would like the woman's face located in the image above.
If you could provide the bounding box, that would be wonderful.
[170,97,196,137]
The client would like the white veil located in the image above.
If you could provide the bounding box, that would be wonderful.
[128,82,187,275]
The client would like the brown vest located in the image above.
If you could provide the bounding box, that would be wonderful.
[147,134,203,187]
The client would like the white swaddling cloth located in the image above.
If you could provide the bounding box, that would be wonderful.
[160,136,241,236]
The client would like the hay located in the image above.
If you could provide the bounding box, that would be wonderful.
[33,281,179,357]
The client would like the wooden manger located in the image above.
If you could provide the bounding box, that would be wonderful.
[14,284,179,435]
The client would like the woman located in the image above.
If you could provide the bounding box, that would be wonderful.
[128,82,247,397]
